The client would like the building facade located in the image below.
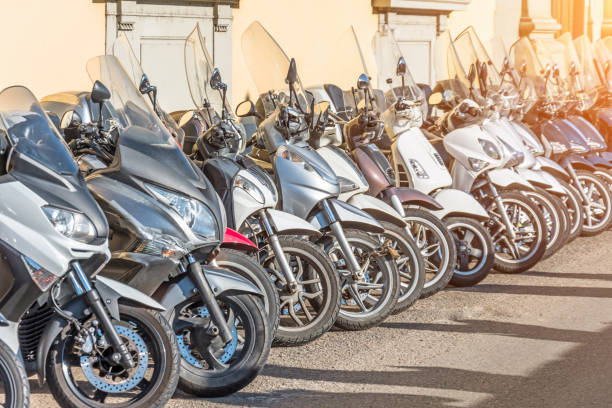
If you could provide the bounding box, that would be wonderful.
[0,0,606,111]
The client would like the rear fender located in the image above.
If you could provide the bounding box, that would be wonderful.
[430,189,489,221]
[487,168,535,191]
[347,193,406,227]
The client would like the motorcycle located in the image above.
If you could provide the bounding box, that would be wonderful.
[1,85,180,407]
[181,23,341,346]
[426,31,549,274]
[238,21,400,330]
[42,55,272,398]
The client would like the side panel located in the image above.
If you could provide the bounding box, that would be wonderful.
[516,168,553,189]
[430,189,489,221]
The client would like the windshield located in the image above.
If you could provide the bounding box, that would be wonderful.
[86,55,198,181]
[325,26,371,91]
[595,38,612,88]
[185,23,233,117]
[0,86,77,175]
[443,30,472,100]
[372,26,426,118]
[241,21,309,113]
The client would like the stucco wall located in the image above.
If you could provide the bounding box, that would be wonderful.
[231,0,379,103]
[0,0,105,98]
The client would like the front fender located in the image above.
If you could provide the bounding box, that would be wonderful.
[539,171,568,196]
[586,153,612,169]
[309,199,385,233]
[156,267,263,315]
[347,193,407,228]
[430,189,489,221]
[516,168,553,190]
[266,208,322,237]
[487,168,535,191]
[221,227,258,252]
[561,153,596,171]
[387,187,443,210]
[535,156,570,181]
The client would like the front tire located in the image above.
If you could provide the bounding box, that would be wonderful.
[175,294,271,397]
[403,208,456,298]
[445,217,494,287]
[573,170,612,236]
[523,187,568,259]
[486,190,548,274]
[0,340,28,408]
[327,229,400,331]
[46,305,180,408]
[557,178,584,242]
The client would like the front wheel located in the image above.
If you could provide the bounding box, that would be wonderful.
[523,187,568,259]
[573,170,612,236]
[175,293,271,397]
[557,178,584,242]
[326,229,400,331]
[445,217,494,287]
[486,190,548,274]
[46,305,180,408]
[0,340,28,408]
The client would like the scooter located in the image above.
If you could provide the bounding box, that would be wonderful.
[239,21,400,330]
[426,31,548,274]
[513,36,612,236]
[43,55,272,398]
[308,25,453,298]
[0,85,180,407]
[181,23,341,346]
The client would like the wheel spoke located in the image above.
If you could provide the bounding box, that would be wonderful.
[294,256,304,281]
[356,282,384,290]
[302,290,323,299]
[288,302,304,326]
[299,278,321,285]
[470,247,483,258]
[422,242,441,257]
[298,297,313,321]
[348,284,368,312]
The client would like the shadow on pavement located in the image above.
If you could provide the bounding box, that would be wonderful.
[523,270,612,281]
[448,284,612,298]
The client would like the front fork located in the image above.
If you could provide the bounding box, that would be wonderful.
[321,199,364,280]
[258,209,299,292]
[184,255,234,344]
[486,179,517,241]
[388,193,414,239]
[565,163,590,204]
[68,262,134,369]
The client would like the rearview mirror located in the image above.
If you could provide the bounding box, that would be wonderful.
[520,60,528,76]
[357,73,370,90]
[480,62,488,83]
[605,61,611,77]
[569,61,578,76]
[210,68,225,90]
[138,74,158,112]
[502,57,510,72]
[91,80,111,104]
[396,57,407,76]
[553,64,560,78]
[236,99,260,119]
[428,92,443,105]
[467,64,476,85]
[285,58,298,85]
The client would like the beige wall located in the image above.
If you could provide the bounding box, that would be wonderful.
[231,0,378,103]
[0,0,105,99]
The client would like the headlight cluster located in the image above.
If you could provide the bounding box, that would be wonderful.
[234,175,265,204]
[42,206,97,243]
[505,151,525,168]
[549,140,568,154]
[478,139,500,160]
[569,141,587,153]
[146,183,217,241]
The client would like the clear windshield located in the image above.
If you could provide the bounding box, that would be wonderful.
[443,30,472,100]
[557,33,597,109]
[112,33,185,145]
[241,21,309,112]
[595,38,612,88]
[86,55,198,180]
[372,26,426,118]
[325,26,370,91]
[185,24,233,117]
[0,86,77,175]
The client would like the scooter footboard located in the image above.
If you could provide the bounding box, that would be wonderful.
[430,189,489,221]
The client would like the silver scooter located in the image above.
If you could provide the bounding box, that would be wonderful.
[238,21,400,330]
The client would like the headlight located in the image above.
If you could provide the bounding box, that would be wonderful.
[505,151,525,168]
[42,206,97,243]
[408,159,429,179]
[146,184,217,240]
[549,140,568,154]
[234,175,265,204]
[468,157,489,171]
[478,139,501,160]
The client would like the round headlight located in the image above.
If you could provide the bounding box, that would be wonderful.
[478,138,501,160]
